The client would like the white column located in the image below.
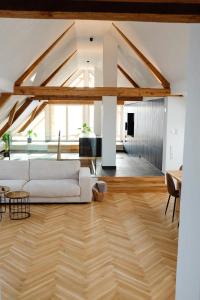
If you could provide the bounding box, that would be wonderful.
[102,33,117,167]
[176,25,200,300]
[94,67,103,136]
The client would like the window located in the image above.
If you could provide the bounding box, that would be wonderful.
[89,105,94,132]
[51,105,67,140]
[28,110,45,140]
[12,110,45,141]
[68,105,83,140]
[12,103,124,143]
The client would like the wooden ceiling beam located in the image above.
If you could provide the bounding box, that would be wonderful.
[41,50,77,86]
[31,96,102,101]
[35,96,143,102]
[14,22,75,86]
[13,86,173,98]
[18,102,47,133]
[0,2,200,23]
[113,23,170,89]
[117,64,140,88]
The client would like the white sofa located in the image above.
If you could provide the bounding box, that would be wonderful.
[0,160,92,203]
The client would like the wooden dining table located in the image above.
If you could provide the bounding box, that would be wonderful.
[167,170,183,183]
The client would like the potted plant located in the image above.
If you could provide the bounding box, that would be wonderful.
[78,123,91,135]
[2,132,11,157]
[27,130,37,143]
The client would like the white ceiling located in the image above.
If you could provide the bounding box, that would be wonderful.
[0,18,189,132]
[0,19,188,92]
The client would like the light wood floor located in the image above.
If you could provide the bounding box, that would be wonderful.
[0,177,179,300]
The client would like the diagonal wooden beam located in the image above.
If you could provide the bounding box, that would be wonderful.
[0,98,34,137]
[12,98,33,123]
[15,22,75,86]
[0,93,12,109]
[61,69,79,87]
[113,23,170,89]
[0,101,18,137]
[8,101,18,126]
[117,64,140,88]
[18,102,47,133]
[11,53,76,133]
[41,50,77,86]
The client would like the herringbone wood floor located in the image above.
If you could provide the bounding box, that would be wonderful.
[0,177,178,300]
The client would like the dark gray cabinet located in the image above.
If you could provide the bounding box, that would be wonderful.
[79,135,102,157]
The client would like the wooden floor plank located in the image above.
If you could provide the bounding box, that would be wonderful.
[0,177,178,299]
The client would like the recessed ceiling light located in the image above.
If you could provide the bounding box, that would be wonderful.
[86,60,90,63]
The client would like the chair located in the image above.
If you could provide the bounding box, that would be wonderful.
[177,165,183,193]
[165,173,180,222]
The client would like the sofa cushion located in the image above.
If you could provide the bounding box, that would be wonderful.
[0,160,29,180]
[29,160,80,180]
[23,179,80,197]
[0,180,27,191]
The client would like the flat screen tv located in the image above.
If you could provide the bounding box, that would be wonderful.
[127,113,134,137]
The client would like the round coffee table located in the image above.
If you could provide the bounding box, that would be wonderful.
[0,186,10,220]
[5,191,31,220]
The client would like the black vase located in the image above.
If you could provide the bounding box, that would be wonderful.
[4,151,10,157]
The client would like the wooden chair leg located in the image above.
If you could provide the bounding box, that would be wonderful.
[165,195,171,215]
[172,197,177,222]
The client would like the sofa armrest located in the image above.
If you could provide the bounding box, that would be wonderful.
[79,167,92,202]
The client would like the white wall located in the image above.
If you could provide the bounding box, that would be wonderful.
[162,97,186,172]
[0,19,71,91]
[114,22,188,93]
[176,25,200,300]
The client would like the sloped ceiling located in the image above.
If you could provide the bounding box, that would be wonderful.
[0,18,188,134]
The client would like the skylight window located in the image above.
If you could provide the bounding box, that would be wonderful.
[30,72,37,83]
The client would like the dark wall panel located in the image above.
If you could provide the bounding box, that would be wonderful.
[124,99,164,170]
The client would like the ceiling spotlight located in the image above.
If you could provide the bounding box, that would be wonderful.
[90,37,94,42]
[86,60,90,63]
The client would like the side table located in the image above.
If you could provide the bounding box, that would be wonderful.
[5,191,31,220]
[0,186,10,220]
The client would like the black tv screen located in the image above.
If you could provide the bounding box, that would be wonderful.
[127,113,134,137]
